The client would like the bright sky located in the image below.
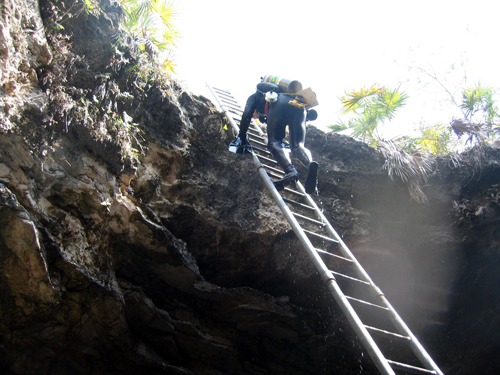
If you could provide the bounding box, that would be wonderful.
[173,0,500,138]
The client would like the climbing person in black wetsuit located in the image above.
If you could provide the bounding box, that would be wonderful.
[228,81,270,155]
[229,76,319,194]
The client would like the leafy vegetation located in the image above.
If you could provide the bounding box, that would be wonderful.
[378,140,434,203]
[461,83,497,123]
[330,84,408,145]
[413,66,500,146]
[38,0,180,167]
[117,0,179,75]
[330,85,436,202]
[44,0,101,31]
[330,80,500,203]
[398,124,455,156]
[451,83,500,146]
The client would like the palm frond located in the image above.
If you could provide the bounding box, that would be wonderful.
[162,29,178,46]
[378,140,434,203]
[153,0,177,29]
[336,84,408,145]
[461,83,498,123]
[341,84,382,113]
[329,123,349,133]
[161,58,176,75]
[118,0,179,65]
[374,87,408,120]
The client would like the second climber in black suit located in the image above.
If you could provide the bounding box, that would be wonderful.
[229,77,319,194]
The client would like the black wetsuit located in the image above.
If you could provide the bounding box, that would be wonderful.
[239,85,313,174]
[238,82,276,137]
[266,93,313,172]
[238,91,266,138]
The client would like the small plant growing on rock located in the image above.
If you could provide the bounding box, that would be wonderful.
[117,0,179,75]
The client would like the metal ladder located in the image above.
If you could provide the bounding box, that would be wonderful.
[207,84,444,375]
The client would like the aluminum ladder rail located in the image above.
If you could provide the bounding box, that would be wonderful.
[207,84,444,375]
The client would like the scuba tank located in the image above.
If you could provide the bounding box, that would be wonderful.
[262,74,303,94]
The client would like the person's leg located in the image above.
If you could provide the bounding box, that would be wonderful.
[267,102,298,183]
[239,92,260,138]
[229,92,262,154]
[267,128,294,173]
[289,114,318,194]
[289,114,313,167]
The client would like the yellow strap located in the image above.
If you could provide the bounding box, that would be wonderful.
[288,99,307,109]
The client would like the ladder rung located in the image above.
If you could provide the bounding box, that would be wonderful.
[212,86,230,92]
[292,212,325,226]
[249,122,262,129]
[249,138,267,147]
[316,249,353,263]
[212,87,231,95]
[248,128,262,135]
[222,103,242,113]
[248,129,263,136]
[345,296,388,310]
[267,170,285,179]
[387,360,437,374]
[221,100,243,108]
[224,107,241,115]
[329,270,371,285]
[216,95,240,106]
[252,146,273,155]
[213,88,239,101]
[248,131,264,138]
[364,325,411,341]
[283,198,315,211]
[255,154,277,164]
[226,108,242,116]
[302,229,339,243]
[282,186,305,196]
[221,100,242,109]
[261,164,285,175]
[220,98,241,106]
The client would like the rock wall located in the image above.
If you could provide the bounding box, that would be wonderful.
[0,0,52,131]
[0,1,499,374]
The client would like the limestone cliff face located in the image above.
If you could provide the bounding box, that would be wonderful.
[0,0,52,131]
[1,1,499,375]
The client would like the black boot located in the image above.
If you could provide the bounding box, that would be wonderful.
[304,161,318,194]
[274,165,298,191]
[282,165,299,184]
